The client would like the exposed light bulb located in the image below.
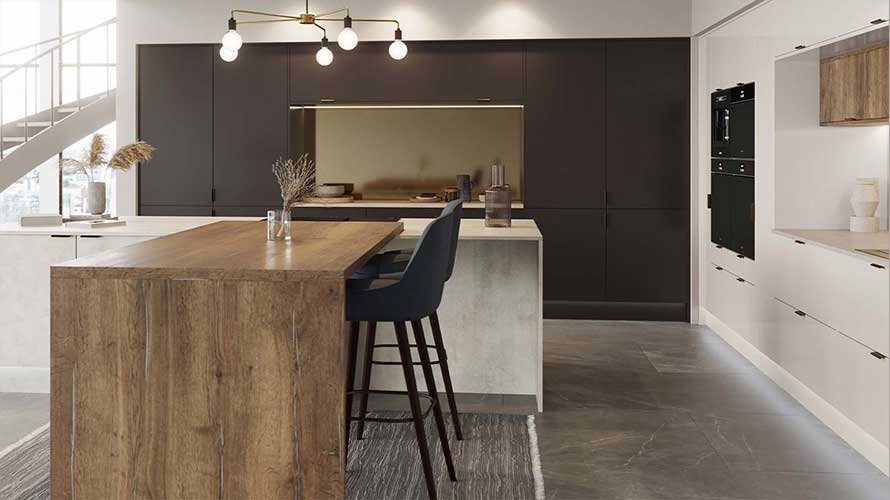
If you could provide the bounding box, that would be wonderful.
[338,28,358,50]
[388,40,407,60]
[316,46,333,66]
[219,46,238,62]
[222,30,243,51]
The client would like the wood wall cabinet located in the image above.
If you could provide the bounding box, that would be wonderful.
[524,40,605,209]
[821,44,889,126]
[138,45,213,209]
[213,44,290,207]
[605,39,690,209]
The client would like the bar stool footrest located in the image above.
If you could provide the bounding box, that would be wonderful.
[347,389,436,423]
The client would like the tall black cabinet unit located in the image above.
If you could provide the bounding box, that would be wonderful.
[138,45,214,215]
[138,38,692,321]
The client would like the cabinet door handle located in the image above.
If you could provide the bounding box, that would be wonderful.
[715,245,723,249]
[794,310,807,317]
[794,240,806,245]
[50,234,73,238]
[715,266,723,271]
[737,254,745,259]
[870,263,886,270]
[79,235,103,239]
[320,98,336,103]
[870,351,887,360]
[476,97,492,103]
[736,277,745,283]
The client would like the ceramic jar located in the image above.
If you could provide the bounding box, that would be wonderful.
[851,178,879,217]
[86,182,106,215]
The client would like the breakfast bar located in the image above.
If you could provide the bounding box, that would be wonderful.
[49,220,403,500]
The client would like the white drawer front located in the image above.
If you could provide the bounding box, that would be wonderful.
[764,298,889,446]
[708,243,757,283]
[707,264,760,345]
[772,235,889,355]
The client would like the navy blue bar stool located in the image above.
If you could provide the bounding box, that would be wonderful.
[352,201,464,445]
[345,208,459,500]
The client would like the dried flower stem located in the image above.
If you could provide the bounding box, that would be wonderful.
[272,154,317,237]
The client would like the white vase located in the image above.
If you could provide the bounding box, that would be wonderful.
[86,182,107,215]
[851,178,879,217]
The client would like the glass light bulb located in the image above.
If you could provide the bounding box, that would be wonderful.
[316,46,333,66]
[219,46,238,62]
[221,30,243,51]
[388,40,407,60]
[338,27,358,51]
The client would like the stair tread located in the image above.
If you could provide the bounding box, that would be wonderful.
[16,122,52,127]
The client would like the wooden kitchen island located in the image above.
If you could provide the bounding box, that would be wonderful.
[49,220,403,500]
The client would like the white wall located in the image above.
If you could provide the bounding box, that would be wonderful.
[691,0,762,34]
[115,0,692,215]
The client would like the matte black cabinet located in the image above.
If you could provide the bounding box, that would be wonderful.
[294,41,524,103]
[605,39,690,209]
[138,45,213,210]
[213,44,290,208]
[606,209,689,303]
[710,172,733,248]
[729,176,755,259]
[526,209,606,302]
[729,99,755,159]
[524,40,606,209]
[140,205,212,216]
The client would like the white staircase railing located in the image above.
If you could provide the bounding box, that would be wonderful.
[0,18,116,160]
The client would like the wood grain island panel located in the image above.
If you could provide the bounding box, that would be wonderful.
[50,221,402,500]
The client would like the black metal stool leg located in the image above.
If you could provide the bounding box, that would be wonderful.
[344,321,361,465]
[395,321,438,500]
[356,321,377,439]
[412,320,457,482]
[429,312,463,441]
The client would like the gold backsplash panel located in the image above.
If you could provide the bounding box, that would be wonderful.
[297,106,523,200]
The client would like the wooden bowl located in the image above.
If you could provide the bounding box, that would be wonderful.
[322,183,354,195]
[316,185,346,198]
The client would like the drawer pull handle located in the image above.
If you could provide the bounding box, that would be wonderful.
[794,310,807,317]
[50,234,72,238]
[737,254,745,259]
[794,240,806,245]
[870,352,887,360]
[870,263,886,270]
[320,98,336,103]
[715,266,723,271]
[80,235,103,239]
[715,245,723,249]
[736,277,745,283]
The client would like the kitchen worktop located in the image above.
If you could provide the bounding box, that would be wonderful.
[773,228,890,262]
[400,218,541,241]
[0,216,264,236]
[294,200,525,209]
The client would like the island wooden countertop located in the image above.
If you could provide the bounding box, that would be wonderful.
[51,220,404,281]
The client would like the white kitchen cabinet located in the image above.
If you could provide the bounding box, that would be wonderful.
[772,234,889,355]
[0,234,77,368]
[763,298,889,446]
[708,243,757,283]
[707,263,761,346]
[76,235,156,258]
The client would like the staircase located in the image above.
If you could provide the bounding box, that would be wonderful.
[0,19,116,192]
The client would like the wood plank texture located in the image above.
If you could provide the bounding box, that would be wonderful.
[52,221,403,281]
[821,44,889,126]
[50,221,387,500]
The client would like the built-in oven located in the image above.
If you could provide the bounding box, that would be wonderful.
[711,82,755,160]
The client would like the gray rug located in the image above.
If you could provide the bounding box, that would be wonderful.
[0,414,544,500]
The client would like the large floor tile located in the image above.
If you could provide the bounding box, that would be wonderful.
[544,362,660,411]
[733,471,890,500]
[643,372,808,417]
[641,341,759,374]
[693,413,883,475]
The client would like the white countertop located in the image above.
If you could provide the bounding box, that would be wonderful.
[774,228,889,263]
[400,218,541,241]
[294,201,524,209]
[0,216,541,241]
[0,216,264,237]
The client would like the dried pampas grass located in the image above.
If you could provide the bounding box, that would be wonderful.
[60,134,155,183]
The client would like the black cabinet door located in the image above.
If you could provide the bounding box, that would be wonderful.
[710,173,733,248]
[730,100,755,159]
[140,205,212,216]
[730,176,755,259]
[526,209,606,302]
[313,41,524,103]
[605,39,690,209]
[213,44,290,207]
[289,44,324,103]
[138,45,213,207]
[524,40,606,208]
[606,209,689,303]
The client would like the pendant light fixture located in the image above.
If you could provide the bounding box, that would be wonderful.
[221,2,407,65]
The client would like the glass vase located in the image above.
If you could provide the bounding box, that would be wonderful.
[484,185,512,228]
[267,209,292,242]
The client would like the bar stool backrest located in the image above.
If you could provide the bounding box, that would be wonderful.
[440,200,463,281]
[397,211,456,319]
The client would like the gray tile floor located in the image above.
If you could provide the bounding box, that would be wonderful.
[0,320,887,500]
